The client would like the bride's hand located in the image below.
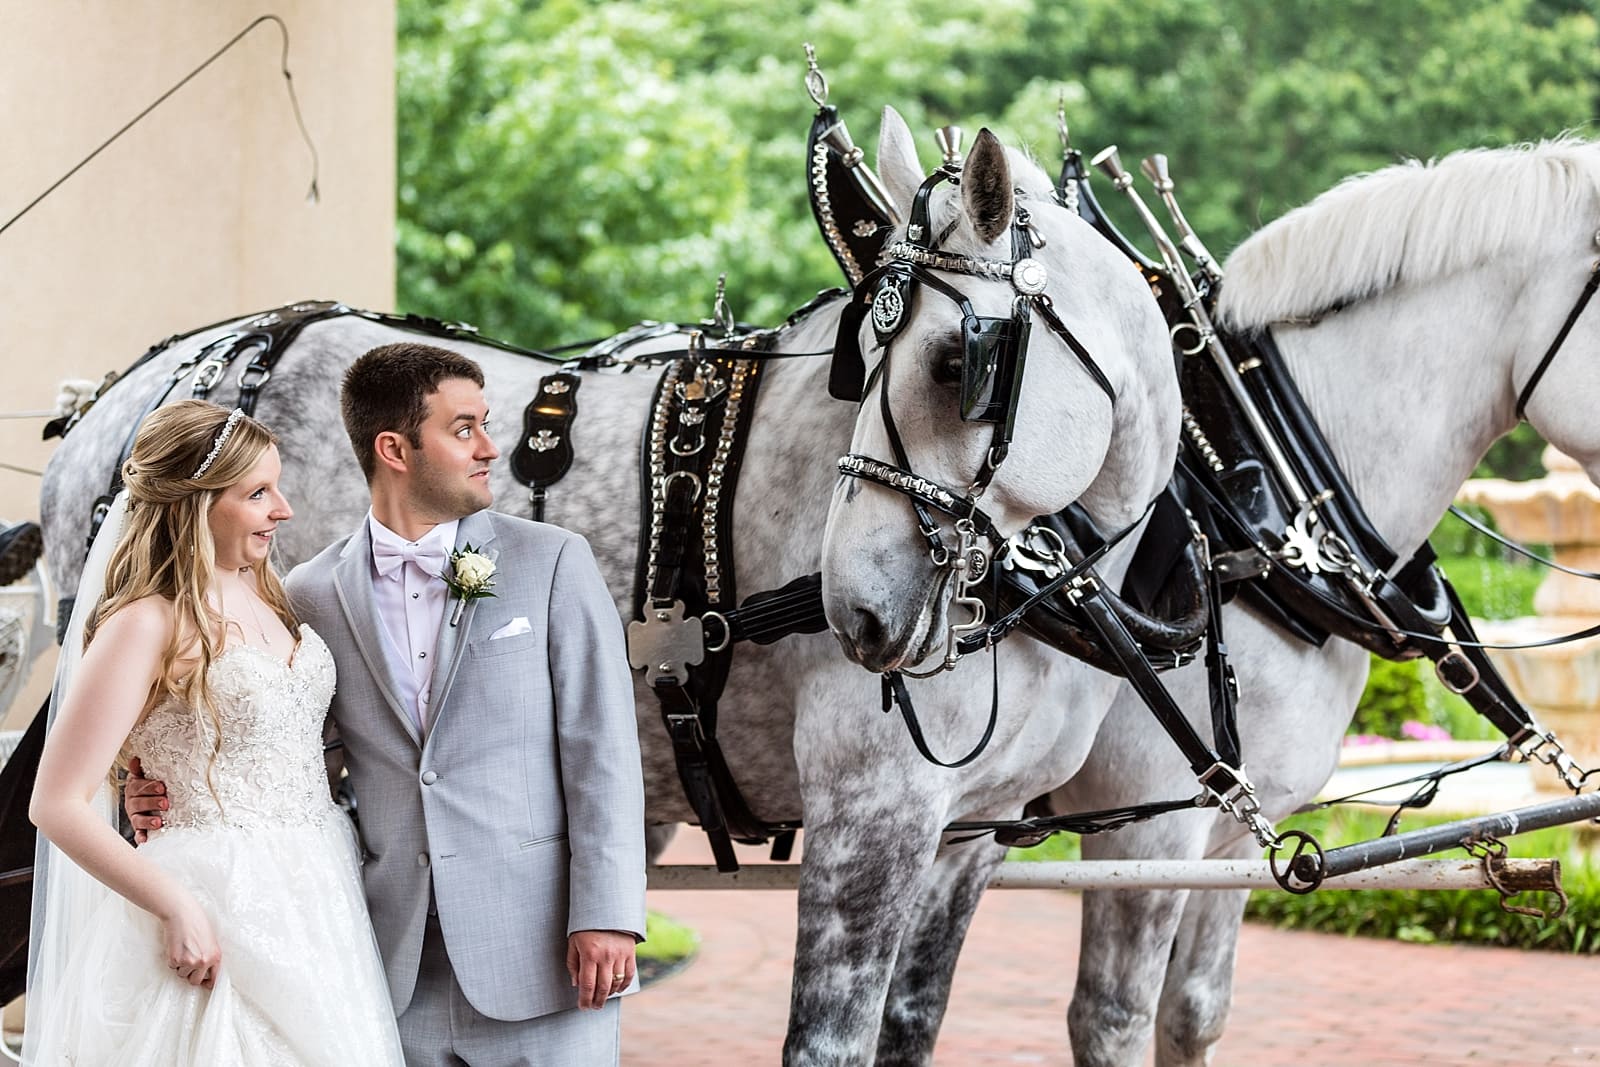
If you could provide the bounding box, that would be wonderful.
[161,894,222,989]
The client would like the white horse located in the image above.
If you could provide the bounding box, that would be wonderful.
[0,539,52,725]
[1058,139,1600,1067]
[819,118,1180,1063]
[25,110,1173,1062]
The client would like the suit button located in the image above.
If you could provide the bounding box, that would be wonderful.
[421,770,438,785]
[418,853,430,868]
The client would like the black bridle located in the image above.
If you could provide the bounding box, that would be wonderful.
[831,168,1118,683]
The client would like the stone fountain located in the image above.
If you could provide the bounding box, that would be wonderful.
[1456,446,1600,792]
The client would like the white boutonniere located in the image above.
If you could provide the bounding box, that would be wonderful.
[442,545,496,626]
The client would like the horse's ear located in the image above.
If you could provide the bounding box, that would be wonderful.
[876,106,924,219]
[962,128,1013,245]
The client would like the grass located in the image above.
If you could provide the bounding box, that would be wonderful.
[637,908,701,963]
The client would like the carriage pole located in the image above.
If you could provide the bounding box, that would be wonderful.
[647,856,1559,892]
[1288,789,1600,889]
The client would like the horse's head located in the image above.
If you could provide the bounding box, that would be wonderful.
[821,110,1179,673]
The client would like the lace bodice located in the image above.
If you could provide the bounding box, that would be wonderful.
[129,624,339,832]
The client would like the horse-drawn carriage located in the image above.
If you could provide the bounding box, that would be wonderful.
[6,51,1600,1065]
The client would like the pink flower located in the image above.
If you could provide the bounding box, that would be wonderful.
[1400,720,1450,742]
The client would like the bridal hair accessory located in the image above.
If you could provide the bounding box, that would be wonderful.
[442,546,496,626]
[192,408,247,479]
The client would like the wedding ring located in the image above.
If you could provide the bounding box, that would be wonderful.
[612,974,627,982]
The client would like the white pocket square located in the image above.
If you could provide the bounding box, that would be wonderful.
[489,617,532,640]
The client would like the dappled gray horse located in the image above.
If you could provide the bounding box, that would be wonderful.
[1059,139,1600,1067]
[820,117,1180,1062]
[36,119,1173,1065]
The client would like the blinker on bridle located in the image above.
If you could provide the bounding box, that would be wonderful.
[831,165,1117,677]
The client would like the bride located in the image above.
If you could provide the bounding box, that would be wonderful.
[25,401,403,1064]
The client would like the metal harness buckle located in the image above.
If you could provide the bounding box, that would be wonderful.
[1433,647,1480,694]
[1195,761,1282,849]
[1516,729,1593,793]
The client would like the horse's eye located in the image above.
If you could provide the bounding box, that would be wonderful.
[931,345,963,385]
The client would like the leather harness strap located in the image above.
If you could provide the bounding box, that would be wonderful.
[1516,260,1600,421]
[508,371,582,523]
[80,301,355,553]
[629,349,797,873]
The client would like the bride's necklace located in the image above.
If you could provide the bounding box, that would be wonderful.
[239,592,272,645]
[222,576,273,645]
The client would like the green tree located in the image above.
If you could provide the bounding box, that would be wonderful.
[397,0,1600,452]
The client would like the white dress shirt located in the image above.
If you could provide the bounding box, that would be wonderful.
[367,512,458,732]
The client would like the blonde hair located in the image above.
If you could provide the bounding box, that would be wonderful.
[87,400,298,787]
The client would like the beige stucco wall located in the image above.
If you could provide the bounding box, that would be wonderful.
[0,3,395,731]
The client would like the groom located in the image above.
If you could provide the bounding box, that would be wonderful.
[132,342,647,1064]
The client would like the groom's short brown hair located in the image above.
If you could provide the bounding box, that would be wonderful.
[341,342,486,481]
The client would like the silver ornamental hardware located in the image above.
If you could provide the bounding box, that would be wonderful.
[543,379,571,395]
[676,364,727,403]
[853,219,881,238]
[838,455,958,512]
[812,141,864,284]
[643,359,754,612]
[528,430,561,452]
[934,125,964,167]
[1012,258,1048,295]
[887,241,1015,281]
[871,283,905,335]
[1002,525,1068,581]
[625,599,705,686]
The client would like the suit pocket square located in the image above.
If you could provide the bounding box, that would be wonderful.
[489,617,532,640]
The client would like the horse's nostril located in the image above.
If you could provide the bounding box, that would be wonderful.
[852,606,888,654]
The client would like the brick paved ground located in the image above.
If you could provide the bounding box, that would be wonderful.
[622,833,1600,1066]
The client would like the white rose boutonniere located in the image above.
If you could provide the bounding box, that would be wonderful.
[442,545,497,626]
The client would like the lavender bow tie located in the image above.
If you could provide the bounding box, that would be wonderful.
[372,538,448,580]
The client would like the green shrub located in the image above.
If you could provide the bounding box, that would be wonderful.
[1350,657,1426,739]
[637,909,700,963]
[1434,550,1544,622]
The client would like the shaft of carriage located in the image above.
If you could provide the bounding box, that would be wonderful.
[1285,789,1600,890]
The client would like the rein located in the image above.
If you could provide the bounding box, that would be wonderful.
[1515,258,1600,420]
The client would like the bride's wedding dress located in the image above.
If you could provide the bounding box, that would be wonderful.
[26,624,404,1065]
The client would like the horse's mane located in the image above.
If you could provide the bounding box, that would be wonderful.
[1217,137,1600,330]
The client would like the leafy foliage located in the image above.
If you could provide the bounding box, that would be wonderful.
[638,908,699,963]
[1349,657,1427,739]
[397,0,1600,367]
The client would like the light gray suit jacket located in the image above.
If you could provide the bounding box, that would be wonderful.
[286,508,647,1021]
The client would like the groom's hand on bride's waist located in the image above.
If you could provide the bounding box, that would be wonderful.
[124,756,168,843]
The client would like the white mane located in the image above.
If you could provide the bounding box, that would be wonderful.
[1217,138,1600,330]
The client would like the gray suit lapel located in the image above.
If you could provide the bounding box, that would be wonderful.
[422,510,499,742]
[332,527,422,747]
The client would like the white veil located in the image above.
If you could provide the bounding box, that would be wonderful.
[22,491,128,1065]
